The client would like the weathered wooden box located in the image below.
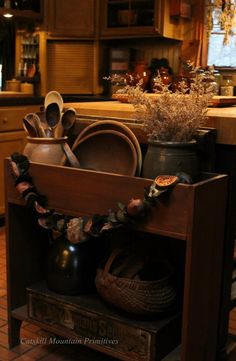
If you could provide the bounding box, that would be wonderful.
[27,282,181,361]
[5,160,227,360]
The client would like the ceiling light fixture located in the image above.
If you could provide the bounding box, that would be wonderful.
[3,13,13,18]
[3,0,13,18]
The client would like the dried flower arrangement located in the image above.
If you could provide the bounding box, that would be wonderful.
[207,0,236,45]
[115,66,214,143]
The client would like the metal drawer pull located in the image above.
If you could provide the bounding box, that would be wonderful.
[1,117,8,124]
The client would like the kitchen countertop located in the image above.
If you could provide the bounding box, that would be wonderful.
[66,100,136,119]
[65,101,236,145]
[66,100,236,118]
[0,91,34,97]
[205,107,236,145]
[0,94,110,106]
[207,106,236,118]
[1,94,236,145]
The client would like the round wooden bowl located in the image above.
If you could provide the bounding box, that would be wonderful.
[71,129,138,176]
[73,120,142,176]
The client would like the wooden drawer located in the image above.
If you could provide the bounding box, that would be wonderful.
[27,282,181,361]
[0,105,40,132]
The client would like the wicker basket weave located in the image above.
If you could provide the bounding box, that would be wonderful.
[95,249,177,315]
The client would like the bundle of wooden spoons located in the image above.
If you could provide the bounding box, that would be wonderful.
[22,91,79,168]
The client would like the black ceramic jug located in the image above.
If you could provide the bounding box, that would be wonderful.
[47,235,102,295]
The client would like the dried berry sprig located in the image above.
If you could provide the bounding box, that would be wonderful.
[106,65,214,143]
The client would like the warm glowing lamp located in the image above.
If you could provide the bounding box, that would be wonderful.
[3,0,13,18]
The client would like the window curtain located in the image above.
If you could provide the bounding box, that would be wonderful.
[195,0,208,67]
[180,0,208,68]
[0,19,15,89]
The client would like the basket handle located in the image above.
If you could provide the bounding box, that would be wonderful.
[103,248,123,276]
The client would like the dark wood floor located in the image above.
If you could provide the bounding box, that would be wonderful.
[0,225,236,361]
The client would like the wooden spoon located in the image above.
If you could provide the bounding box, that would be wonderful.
[32,113,47,138]
[22,117,38,137]
[45,102,61,137]
[24,113,46,137]
[54,108,76,138]
[61,108,76,131]
[61,142,80,168]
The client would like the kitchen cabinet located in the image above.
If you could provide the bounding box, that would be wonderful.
[0,131,25,216]
[14,32,40,94]
[15,31,99,96]
[4,159,228,361]
[15,31,48,96]
[0,105,40,216]
[99,0,191,40]
[31,0,98,94]
[44,0,96,37]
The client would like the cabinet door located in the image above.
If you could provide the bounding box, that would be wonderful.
[99,0,190,40]
[99,0,163,38]
[0,131,26,216]
[46,0,95,37]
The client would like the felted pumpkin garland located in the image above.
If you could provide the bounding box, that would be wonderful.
[9,152,190,244]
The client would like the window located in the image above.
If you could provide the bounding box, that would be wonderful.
[207,3,236,67]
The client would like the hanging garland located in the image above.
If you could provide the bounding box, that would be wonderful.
[9,153,191,244]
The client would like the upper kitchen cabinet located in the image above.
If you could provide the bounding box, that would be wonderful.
[99,0,192,40]
[44,0,96,37]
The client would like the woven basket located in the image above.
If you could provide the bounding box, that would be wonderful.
[95,249,177,316]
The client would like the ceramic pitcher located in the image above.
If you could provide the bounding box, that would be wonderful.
[23,136,68,165]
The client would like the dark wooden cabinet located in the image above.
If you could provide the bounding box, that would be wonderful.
[99,0,190,40]
[4,160,228,361]
[44,0,96,37]
[99,0,162,37]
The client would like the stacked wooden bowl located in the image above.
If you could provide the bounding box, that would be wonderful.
[67,120,142,177]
